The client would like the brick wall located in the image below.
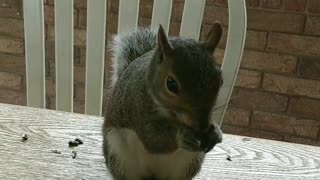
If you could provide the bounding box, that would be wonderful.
[0,0,320,146]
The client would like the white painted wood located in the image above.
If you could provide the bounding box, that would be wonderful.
[212,0,247,126]
[179,0,206,39]
[151,0,173,34]
[23,0,46,108]
[118,0,140,33]
[54,0,74,112]
[1,103,320,180]
[85,0,107,116]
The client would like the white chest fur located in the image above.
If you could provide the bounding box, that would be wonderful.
[105,128,202,180]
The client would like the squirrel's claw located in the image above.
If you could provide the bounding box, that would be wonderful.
[201,124,223,153]
[178,128,202,152]
[178,124,223,153]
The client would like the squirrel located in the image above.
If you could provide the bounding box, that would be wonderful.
[102,21,224,180]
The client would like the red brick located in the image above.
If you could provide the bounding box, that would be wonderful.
[0,8,22,18]
[46,79,55,98]
[0,88,26,105]
[46,96,55,110]
[139,0,153,18]
[0,53,25,74]
[78,48,86,65]
[203,5,228,26]
[138,17,151,27]
[78,9,87,28]
[262,0,282,9]
[44,0,54,5]
[223,107,251,127]
[298,56,320,79]
[283,136,320,146]
[0,17,24,38]
[252,111,320,139]
[308,0,320,14]
[214,49,287,77]
[0,37,23,54]
[109,0,119,14]
[74,0,87,9]
[74,28,86,47]
[74,65,85,83]
[235,69,261,89]
[205,0,216,6]
[229,88,288,113]
[305,15,320,36]
[262,73,320,99]
[169,21,180,36]
[74,100,85,114]
[267,32,320,56]
[0,0,10,7]
[283,0,306,12]
[221,125,283,141]
[45,41,55,60]
[244,30,267,50]
[246,0,261,8]
[44,5,54,24]
[171,2,185,22]
[108,13,118,34]
[247,10,305,33]
[0,71,22,90]
[75,83,85,101]
[209,27,267,50]
[214,0,228,7]
[242,50,297,74]
[288,97,320,121]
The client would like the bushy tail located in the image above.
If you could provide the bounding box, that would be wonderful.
[108,27,157,87]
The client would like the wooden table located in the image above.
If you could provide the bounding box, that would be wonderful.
[0,103,320,180]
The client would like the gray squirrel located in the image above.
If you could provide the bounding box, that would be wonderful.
[102,22,224,180]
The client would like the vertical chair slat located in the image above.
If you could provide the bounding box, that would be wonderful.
[179,0,206,39]
[55,0,74,112]
[85,0,107,116]
[23,0,46,108]
[213,0,247,126]
[118,0,140,33]
[151,0,173,34]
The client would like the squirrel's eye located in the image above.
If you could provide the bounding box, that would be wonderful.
[166,76,178,94]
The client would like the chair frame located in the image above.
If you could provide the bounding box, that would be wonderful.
[23,0,247,125]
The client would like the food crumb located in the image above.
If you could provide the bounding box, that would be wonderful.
[68,138,84,147]
[22,134,28,142]
[242,137,251,142]
[226,155,232,161]
[51,150,62,154]
[72,150,77,159]
[68,140,79,147]
[74,138,83,145]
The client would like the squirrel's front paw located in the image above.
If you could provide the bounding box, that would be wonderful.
[178,128,203,152]
[178,124,222,153]
[200,124,223,153]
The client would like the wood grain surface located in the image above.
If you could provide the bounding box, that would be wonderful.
[0,103,319,180]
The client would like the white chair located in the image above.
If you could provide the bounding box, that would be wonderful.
[23,0,247,126]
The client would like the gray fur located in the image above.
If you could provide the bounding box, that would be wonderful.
[103,25,222,180]
[108,27,157,88]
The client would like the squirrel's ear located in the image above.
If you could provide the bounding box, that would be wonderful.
[203,21,222,52]
[157,24,173,55]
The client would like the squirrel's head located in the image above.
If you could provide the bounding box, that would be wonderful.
[148,22,223,133]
